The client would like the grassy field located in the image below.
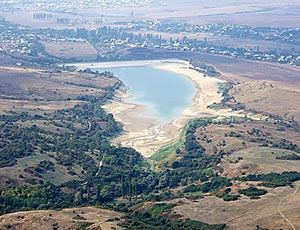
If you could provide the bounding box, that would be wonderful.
[17,153,81,185]
[0,67,118,104]
[191,54,300,86]
[222,147,300,177]
[231,80,300,122]
[43,41,98,61]
[173,181,300,230]
[0,207,123,230]
[192,117,300,173]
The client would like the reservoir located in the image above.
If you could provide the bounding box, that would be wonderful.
[95,66,196,122]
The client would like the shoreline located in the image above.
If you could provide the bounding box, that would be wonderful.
[69,59,225,158]
[67,59,185,70]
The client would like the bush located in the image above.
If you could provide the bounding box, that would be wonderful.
[238,187,267,197]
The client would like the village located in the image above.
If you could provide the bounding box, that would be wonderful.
[1,18,300,66]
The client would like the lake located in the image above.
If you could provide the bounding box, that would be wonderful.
[95,66,195,122]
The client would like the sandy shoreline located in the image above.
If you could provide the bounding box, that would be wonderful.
[67,59,181,70]
[70,59,226,157]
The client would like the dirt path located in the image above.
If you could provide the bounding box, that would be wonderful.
[87,121,92,131]
[277,184,299,230]
[95,160,103,176]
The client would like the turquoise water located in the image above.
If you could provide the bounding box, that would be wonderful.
[95,66,195,122]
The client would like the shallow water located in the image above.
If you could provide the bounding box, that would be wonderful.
[95,66,196,122]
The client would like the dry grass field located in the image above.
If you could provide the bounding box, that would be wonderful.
[170,108,300,230]
[191,54,300,85]
[231,80,300,122]
[173,181,300,230]
[157,0,300,28]
[43,41,98,61]
[195,119,300,155]
[0,66,119,112]
[190,117,300,179]
[222,147,300,177]
[0,156,82,188]
[0,207,123,230]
